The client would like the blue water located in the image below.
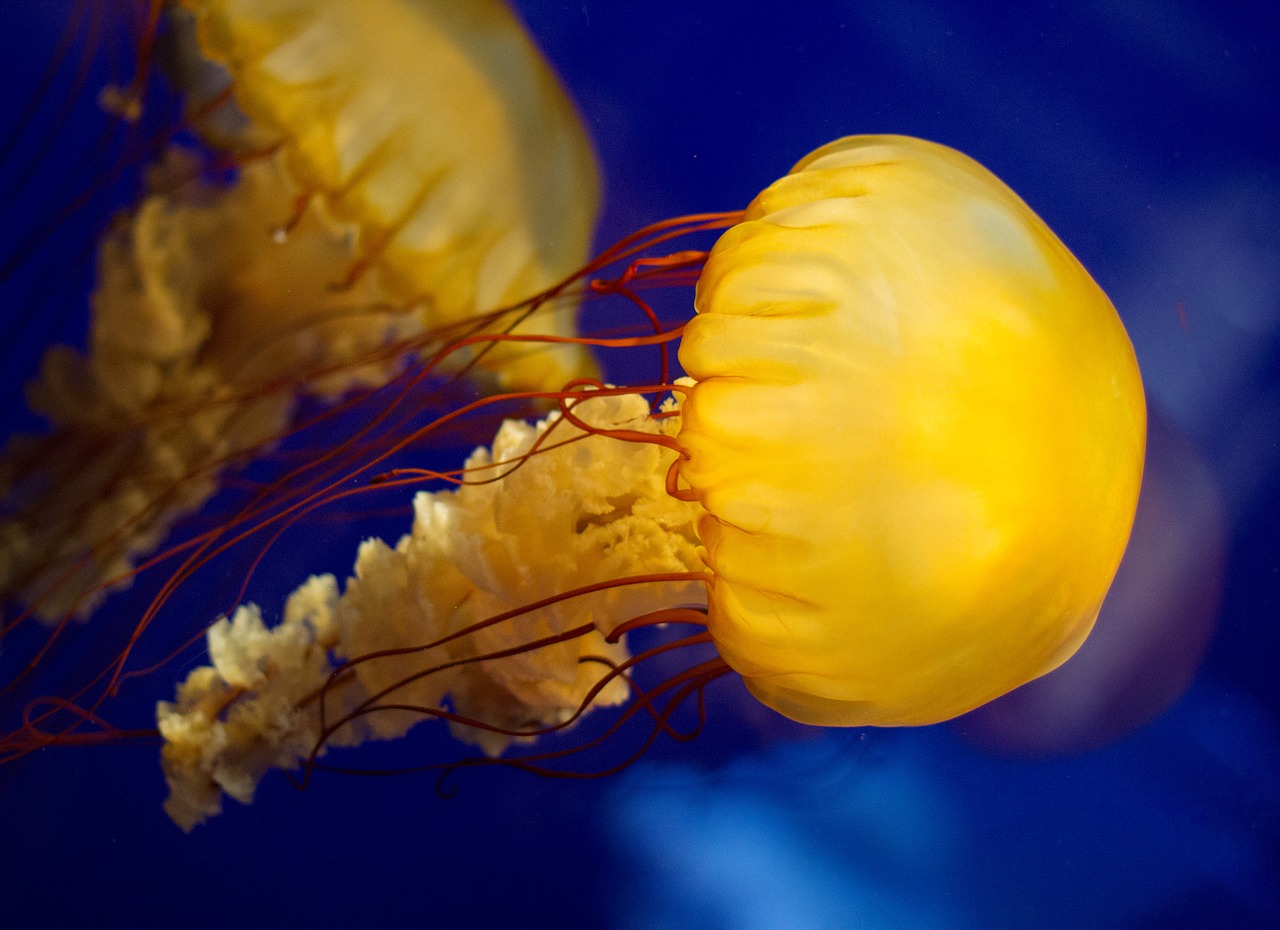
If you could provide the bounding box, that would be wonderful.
[1,2,1277,927]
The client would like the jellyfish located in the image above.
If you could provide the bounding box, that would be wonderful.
[1,135,1146,830]
[0,0,601,622]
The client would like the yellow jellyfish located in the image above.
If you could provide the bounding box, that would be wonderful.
[0,0,600,621]
[682,135,1145,726]
[2,135,1145,830]
[173,0,601,387]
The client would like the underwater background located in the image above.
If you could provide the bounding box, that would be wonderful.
[0,2,1277,928]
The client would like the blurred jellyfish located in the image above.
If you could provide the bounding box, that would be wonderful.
[0,0,600,622]
[1,135,1146,830]
[958,409,1226,755]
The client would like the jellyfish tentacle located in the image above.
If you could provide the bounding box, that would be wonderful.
[317,607,714,759]
[437,653,729,785]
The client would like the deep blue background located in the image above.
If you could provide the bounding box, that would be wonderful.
[1,2,1277,928]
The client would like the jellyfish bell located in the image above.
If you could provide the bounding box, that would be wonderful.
[1,134,1145,829]
[0,0,601,622]
[172,0,602,389]
[682,135,1146,726]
